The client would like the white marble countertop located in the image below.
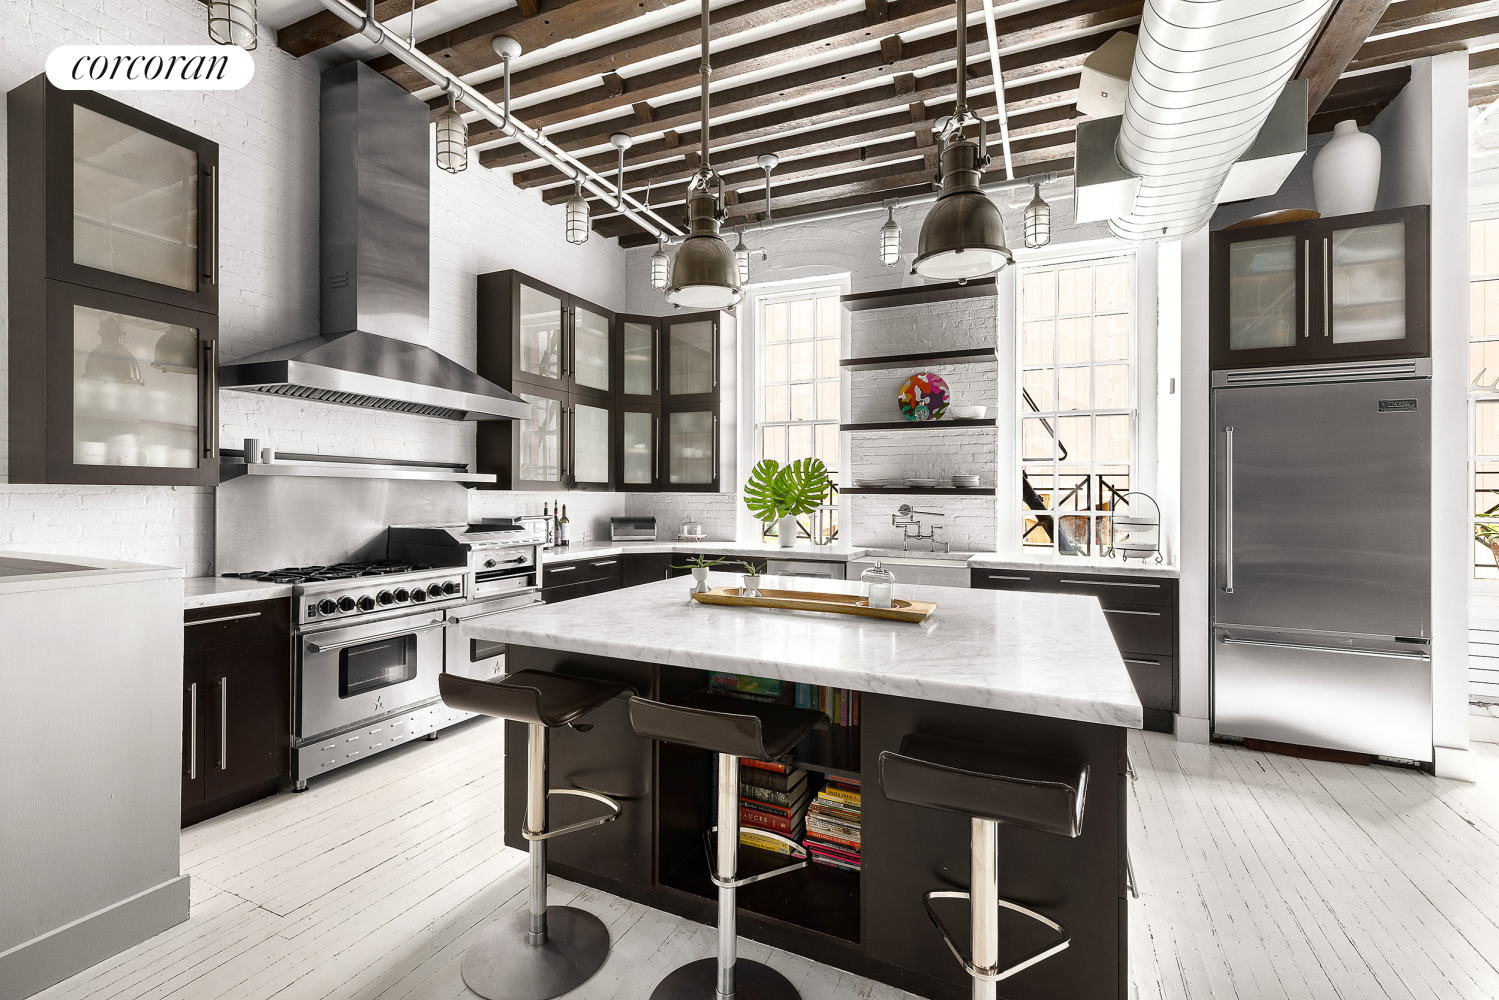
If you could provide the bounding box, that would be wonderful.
[465,572,1142,728]
[0,551,181,597]
[968,553,1180,579]
[541,540,868,564]
[184,577,296,610]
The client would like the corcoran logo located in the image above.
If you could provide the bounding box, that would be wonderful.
[46,46,254,91]
[1378,399,1419,412]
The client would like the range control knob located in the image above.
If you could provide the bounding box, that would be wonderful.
[442,581,461,595]
[337,596,356,612]
[318,599,337,616]
[357,596,376,612]
[484,558,497,569]
[410,589,427,603]
[376,591,395,606]
[394,588,410,603]
[426,583,444,599]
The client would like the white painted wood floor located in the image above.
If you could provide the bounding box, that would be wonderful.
[33,719,1499,1000]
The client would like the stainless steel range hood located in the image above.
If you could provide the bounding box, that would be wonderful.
[221,62,528,421]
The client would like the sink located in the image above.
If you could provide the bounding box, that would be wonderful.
[0,556,96,578]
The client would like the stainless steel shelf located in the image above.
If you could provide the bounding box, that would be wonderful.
[219,459,496,485]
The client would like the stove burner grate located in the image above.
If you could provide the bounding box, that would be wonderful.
[224,560,434,584]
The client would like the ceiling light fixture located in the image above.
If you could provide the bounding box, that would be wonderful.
[490,37,522,134]
[650,240,671,291]
[207,0,257,50]
[565,178,590,245]
[1024,183,1051,248]
[733,228,752,284]
[878,203,902,267]
[610,133,633,210]
[435,91,468,174]
[666,0,742,310]
[910,0,1012,282]
[758,154,779,221]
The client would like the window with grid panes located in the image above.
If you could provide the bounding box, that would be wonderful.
[756,287,842,540]
[1018,256,1134,556]
[1470,219,1499,581]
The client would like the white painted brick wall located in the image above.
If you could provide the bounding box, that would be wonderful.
[470,490,740,543]
[1,0,628,574]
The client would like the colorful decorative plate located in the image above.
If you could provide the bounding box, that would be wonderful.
[898,373,950,422]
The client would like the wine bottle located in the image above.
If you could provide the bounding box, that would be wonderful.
[559,504,571,546]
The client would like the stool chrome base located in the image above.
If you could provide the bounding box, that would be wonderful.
[648,958,800,1000]
[461,906,610,1000]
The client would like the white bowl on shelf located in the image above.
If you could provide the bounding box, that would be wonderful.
[949,405,987,419]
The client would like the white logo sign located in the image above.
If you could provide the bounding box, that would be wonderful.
[46,46,255,91]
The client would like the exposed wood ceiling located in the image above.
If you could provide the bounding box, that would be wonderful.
[273,0,1499,245]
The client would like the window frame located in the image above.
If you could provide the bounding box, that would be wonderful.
[1012,250,1140,559]
[1468,214,1499,592]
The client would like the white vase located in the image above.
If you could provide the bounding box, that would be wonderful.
[1312,120,1381,219]
[778,515,798,548]
[690,566,711,594]
[741,575,762,598]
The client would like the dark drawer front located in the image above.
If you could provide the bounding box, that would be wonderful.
[542,575,622,605]
[1119,653,1174,711]
[185,598,291,652]
[970,568,1175,607]
[544,556,623,589]
[1099,602,1174,656]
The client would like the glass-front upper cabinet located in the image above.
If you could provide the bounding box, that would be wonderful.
[665,408,717,490]
[1210,205,1428,369]
[570,299,612,399]
[614,404,658,491]
[663,313,719,404]
[570,400,612,489]
[476,385,566,491]
[516,282,567,388]
[11,76,219,314]
[615,315,659,403]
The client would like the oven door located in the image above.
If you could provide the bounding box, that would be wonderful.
[445,590,543,681]
[298,610,447,740]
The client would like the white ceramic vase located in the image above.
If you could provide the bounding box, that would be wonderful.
[778,515,798,548]
[1312,120,1381,219]
[741,574,762,598]
[690,566,711,594]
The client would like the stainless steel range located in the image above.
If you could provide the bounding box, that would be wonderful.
[223,560,473,788]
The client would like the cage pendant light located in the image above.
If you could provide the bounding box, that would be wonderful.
[666,0,743,309]
[565,178,590,245]
[650,240,670,290]
[207,0,257,50]
[911,0,1011,282]
[435,92,468,174]
[1024,184,1051,248]
[879,205,902,267]
[733,229,752,284]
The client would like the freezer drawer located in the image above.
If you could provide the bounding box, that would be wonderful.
[1212,626,1432,761]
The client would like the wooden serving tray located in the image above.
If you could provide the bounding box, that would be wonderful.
[690,587,936,623]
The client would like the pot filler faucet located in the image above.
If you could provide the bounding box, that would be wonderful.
[892,504,947,552]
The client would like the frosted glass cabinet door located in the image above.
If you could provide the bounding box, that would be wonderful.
[620,320,657,399]
[667,409,716,486]
[666,318,717,399]
[572,402,611,488]
[1329,222,1406,344]
[572,305,611,396]
[518,284,565,385]
[517,392,563,484]
[1227,235,1300,352]
[619,408,657,488]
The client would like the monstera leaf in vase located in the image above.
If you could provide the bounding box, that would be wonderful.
[743,458,831,545]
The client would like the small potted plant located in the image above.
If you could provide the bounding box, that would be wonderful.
[743,458,831,549]
[672,554,726,595]
[737,560,765,598]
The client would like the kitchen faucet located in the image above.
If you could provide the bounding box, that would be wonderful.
[891,504,947,552]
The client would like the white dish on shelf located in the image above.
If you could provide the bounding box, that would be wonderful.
[949,405,987,419]
[905,478,940,488]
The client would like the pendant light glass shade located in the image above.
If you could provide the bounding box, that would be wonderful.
[1024,185,1051,248]
[151,326,199,374]
[733,230,751,284]
[667,190,742,309]
[84,314,144,385]
[912,138,1011,281]
[435,94,468,174]
[878,207,902,267]
[207,0,257,50]
[650,242,670,290]
[565,179,590,245]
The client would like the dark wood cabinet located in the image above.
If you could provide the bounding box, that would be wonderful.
[542,555,624,603]
[622,552,680,586]
[971,568,1179,733]
[1210,205,1429,370]
[614,403,660,491]
[9,75,222,486]
[182,599,291,826]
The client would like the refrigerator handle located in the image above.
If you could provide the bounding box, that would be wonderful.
[1303,239,1310,337]
[1224,425,1234,594]
[1220,636,1430,662]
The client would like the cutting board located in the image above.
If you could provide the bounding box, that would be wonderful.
[689,587,935,623]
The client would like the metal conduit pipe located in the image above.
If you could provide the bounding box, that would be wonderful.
[315,0,684,240]
[1110,0,1333,242]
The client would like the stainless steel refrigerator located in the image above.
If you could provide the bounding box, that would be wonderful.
[1211,359,1433,762]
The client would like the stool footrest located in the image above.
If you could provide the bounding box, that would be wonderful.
[705,826,808,888]
[923,889,1070,983]
[523,788,621,841]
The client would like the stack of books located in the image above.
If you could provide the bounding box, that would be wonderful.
[804,776,861,872]
[711,673,794,704]
[793,684,859,725]
[737,760,810,850]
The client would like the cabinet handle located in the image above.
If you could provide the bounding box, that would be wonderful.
[1104,608,1162,617]
[549,565,576,573]
[188,681,198,780]
[218,675,228,771]
[591,560,618,567]
[187,610,261,627]
[653,326,659,394]
[1224,425,1234,594]
[203,340,217,459]
[653,413,660,483]
[1322,237,1330,338]
[1122,657,1162,666]
[712,413,718,487]
[1059,579,1160,589]
[1303,239,1309,338]
[988,574,1030,581]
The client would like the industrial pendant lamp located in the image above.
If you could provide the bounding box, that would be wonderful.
[666,0,742,309]
[435,91,468,174]
[565,178,590,245]
[207,0,257,50]
[650,240,671,290]
[733,229,752,283]
[1024,183,1051,248]
[911,0,1011,281]
[878,204,902,267]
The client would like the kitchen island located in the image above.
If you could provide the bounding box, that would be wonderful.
[464,574,1140,1000]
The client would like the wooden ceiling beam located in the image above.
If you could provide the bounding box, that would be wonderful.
[473,0,1127,136]
[1374,0,1499,35]
[1346,13,1499,71]
[1296,0,1396,116]
[275,0,444,57]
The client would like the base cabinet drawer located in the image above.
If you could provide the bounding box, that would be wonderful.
[544,557,623,589]
[969,568,1174,606]
[1120,653,1174,710]
[1099,603,1174,655]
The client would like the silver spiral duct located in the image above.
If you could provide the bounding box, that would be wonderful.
[1110,0,1333,241]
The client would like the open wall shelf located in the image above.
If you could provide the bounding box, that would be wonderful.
[840,277,997,312]
[842,487,995,496]
[840,419,999,432]
[840,347,998,371]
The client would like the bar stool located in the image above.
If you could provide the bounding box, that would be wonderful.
[878,734,1088,1000]
[439,669,633,1000]
[628,692,829,1000]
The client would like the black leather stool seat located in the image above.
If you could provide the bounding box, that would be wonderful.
[439,669,631,728]
[629,692,829,762]
[880,734,1088,838]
